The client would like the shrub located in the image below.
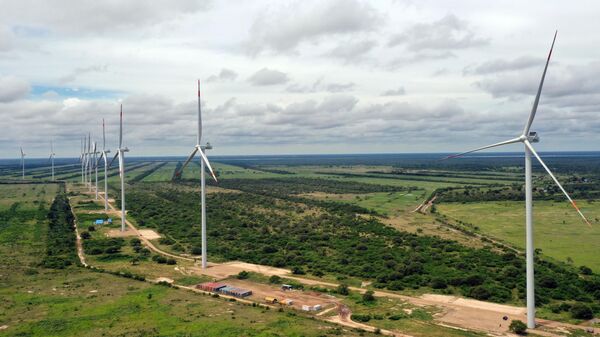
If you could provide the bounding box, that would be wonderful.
[352,314,371,322]
[130,238,141,246]
[579,266,593,275]
[237,271,250,279]
[362,290,375,303]
[88,226,96,232]
[80,231,91,239]
[570,303,593,319]
[269,275,281,284]
[509,320,527,335]
[337,284,349,296]
[292,266,305,275]
[430,278,447,289]
[159,237,175,245]
[166,258,177,265]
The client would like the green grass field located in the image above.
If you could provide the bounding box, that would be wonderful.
[437,200,600,271]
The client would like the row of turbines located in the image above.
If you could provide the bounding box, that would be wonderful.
[78,81,217,270]
[10,32,592,329]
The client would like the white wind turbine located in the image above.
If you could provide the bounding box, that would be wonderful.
[87,133,93,190]
[92,141,99,200]
[109,105,129,232]
[49,139,56,181]
[176,80,218,269]
[97,119,111,211]
[81,137,85,184]
[20,147,26,180]
[445,31,591,329]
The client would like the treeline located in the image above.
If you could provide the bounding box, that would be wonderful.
[367,169,522,182]
[317,171,496,186]
[437,182,600,203]
[204,177,417,195]
[125,182,600,310]
[41,193,78,268]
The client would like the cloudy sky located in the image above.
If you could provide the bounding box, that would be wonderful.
[1,0,599,158]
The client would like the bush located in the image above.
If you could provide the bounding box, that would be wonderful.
[579,266,593,275]
[237,271,250,279]
[292,266,305,275]
[570,303,593,319]
[337,283,349,296]
[80,231,91,239]
[362,290,375,303]
[166,258,177,265]
[509,320,527,335]
[430,278,447,289]
[191,246,202,255]
[130,238,141,246]
[352,314,371,322]
[269,275,281,284]
[88,226,96,232]
[159,237,175,245]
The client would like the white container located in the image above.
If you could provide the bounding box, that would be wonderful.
[302,305,311,311]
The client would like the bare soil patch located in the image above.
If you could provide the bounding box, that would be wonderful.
[194,261,291,280]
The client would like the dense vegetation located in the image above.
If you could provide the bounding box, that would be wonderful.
[41,192,78,268]
[127,181,600,312]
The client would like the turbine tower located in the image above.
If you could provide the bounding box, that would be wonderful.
[49,139,56,181]
[98,119,111,211]
[20,147,25,180]
[109,105,129,232]
[87,133,92,190]
[176,80,218,269]
[445,31,591,329]
[81,137,85,184]
[92,141,99,200]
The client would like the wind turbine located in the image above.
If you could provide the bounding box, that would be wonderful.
[81,137,85,184]
[92,141,99,200]
[49,139,56,181]
[175,80,218,269]
[20,147,25,180]
[87,133,92,190]
[97,119,111,211]
[444,31,591,329]
[109,105,129,232]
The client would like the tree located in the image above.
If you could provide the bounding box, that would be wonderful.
[579,265,593,275]
[269,275,281,284]
[570,303,593,319]
[509,320,527,335]
[337,283,349,296]
[362,290,375,303]
[80,231,91,239]
[237,271,250,279]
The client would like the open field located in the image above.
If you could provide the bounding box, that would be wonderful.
[437,200,600,271]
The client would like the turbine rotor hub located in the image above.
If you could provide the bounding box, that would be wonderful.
[527,131,540,143]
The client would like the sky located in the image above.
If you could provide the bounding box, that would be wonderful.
[1,0,599,158]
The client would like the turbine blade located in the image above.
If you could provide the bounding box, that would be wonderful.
[442,137,522,160]
[102,118,106,150]
[109,152,119,168]
[525,140,592,227]
[198,147,218,182]
[197,80,202,145]
[523,30,557,136]
[119,104,123,148]
[176,147,198,177]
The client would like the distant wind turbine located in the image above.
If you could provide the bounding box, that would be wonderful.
[92,141,99,200]
[81,137,85,184]
[175,80,218,269]
[444,31,591,329]
[109,105,129,232]
[97,119,111,211]
[49,139,56,181]
[20,147,25,180]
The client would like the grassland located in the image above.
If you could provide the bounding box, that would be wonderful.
[436,200,600,271]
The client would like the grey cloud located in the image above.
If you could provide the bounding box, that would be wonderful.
[248,68,289,86]
[286,78,354,93]
[388,51,456,69]
[247,0,380,54]
[381,87,406,96]
[206,68,238,82]
[388,14,487,51]
[0,1,211,34]
[326,82,355,93]
[0,76,30,102]
[58,64,108,84]
[465,56,543,75]
[0,26,15,52]
[326,40,377,61]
